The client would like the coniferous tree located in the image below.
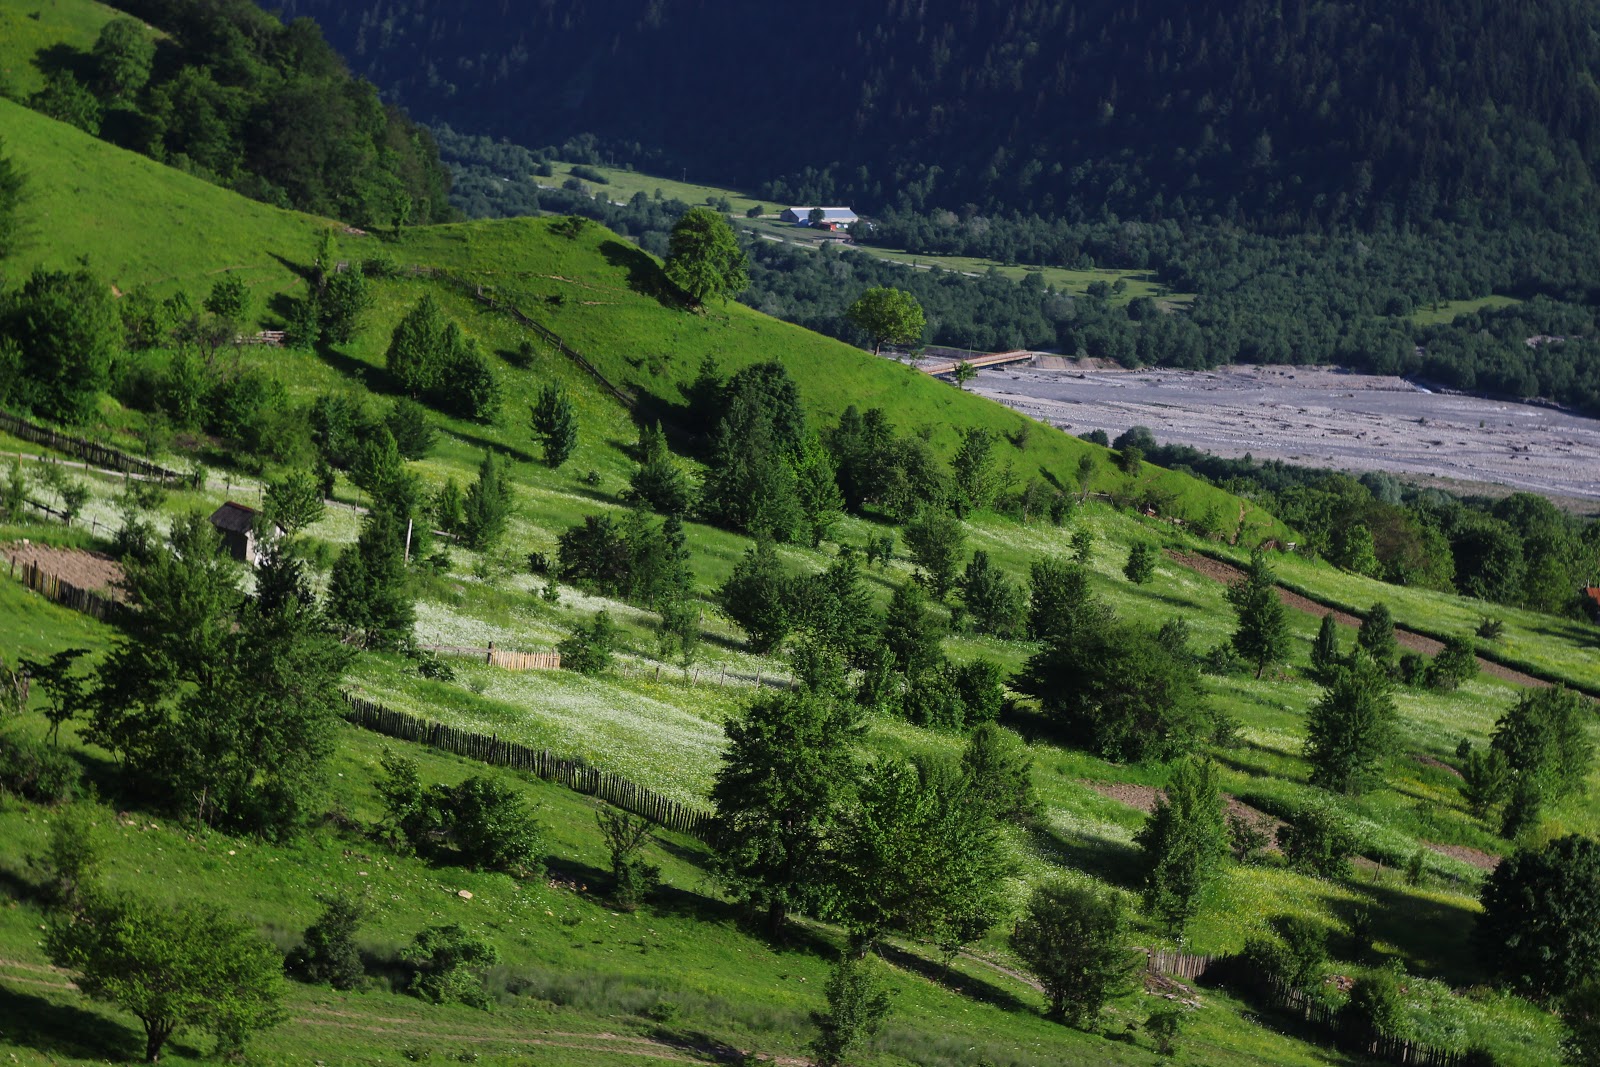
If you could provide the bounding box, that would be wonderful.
[1357,602,1398,667]
[794,434,845,547]
[950,427,998,516]
[1310,612,1342,681]
[459,450,513,551]
[882,581,946,678]
[1305,650,1398,794]
[717,538,794,652]
[1226,549,1291,678]
[902,504,965,598]
[327,508,415,650]
[961,723,1041,824]
[1490,687,1595,837]
[386,294,446,398]
[1136,758,1230,933]
[1124,541,1157,584]
[1026,558,1109,642]
[530,382,578,468]
[628,421,693,515]
[960,550,1023,638]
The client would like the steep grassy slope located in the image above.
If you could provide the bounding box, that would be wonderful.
[0,0,128,98]
[0,583,1371,1067]
[397,218,1281,539]
[0,65,1592,1067]
[0,97,321,308]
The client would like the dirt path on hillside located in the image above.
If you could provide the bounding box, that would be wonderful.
[294,1005,808,1064]
[1164,549,1546,688]
[1079,781,1283,842]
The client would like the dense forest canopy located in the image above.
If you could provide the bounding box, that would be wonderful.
[12,0,451,228]
[280,0,1600,231]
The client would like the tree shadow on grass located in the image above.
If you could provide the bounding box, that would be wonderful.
[598,240,685,309]
[267,252,316,286]
[441,426,539,468]
[0,985,143,1063]
[644,1026,749,1063]
[1317,876,1481,985]
[875,942,1037,1015]
[30,43,93,82]
[0,859,47,907]
[1026,821,1144,890]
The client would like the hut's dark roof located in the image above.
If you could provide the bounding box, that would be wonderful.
[209,501,258,534]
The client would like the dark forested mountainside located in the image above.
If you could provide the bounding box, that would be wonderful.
[15,0,451,228]
[281,0,1600,230]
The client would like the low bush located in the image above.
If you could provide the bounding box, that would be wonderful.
[0,733,80,802]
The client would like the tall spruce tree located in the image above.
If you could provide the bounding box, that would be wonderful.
[717,537,794,652]
[1135,758,1230,933]
[386,294,446,398]
[460,450,513,551]
[1226,549,1291,679]
[1304,650,1398,794]
[530,382,578,468]
[1357,602,1399,667]
[1310,612,1342,681]
[327,507,414,650]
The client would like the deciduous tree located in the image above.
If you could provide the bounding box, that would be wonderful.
[710,689,857,938]
[845,286,925,355]
[1011,881,1138,1026]
[665,206,748,305]
[1477,834,1600,1000]
[47,893,286,1063]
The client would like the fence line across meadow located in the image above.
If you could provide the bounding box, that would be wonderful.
[0,410,181,482]
[1142,952,1469,1067]
[340,693,714,839]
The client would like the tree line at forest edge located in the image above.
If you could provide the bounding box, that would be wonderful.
[4,0,450,230]
[434,126,1600,417]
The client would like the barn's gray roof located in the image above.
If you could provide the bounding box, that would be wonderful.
[209,501,259,534]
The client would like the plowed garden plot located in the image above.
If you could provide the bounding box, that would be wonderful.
[2,543,126,599]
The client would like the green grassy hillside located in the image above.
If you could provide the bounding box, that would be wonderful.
[0,97,322,310]
[0,0,129,98]
[0,35,1594,1067]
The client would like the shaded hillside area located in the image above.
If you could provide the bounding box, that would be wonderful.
[281,0,1600,230]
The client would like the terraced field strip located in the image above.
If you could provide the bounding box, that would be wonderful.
[1165,550,1549,689]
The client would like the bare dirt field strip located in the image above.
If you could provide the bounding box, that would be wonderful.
[1165,549,1545,689]
[2,543,126,597]
[971,363,1600,507]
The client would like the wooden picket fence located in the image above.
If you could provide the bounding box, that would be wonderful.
[1145,949,1215,981]
[0,410,180,482]
[1260,976,1470,1067]
[8,558,123,622]
[1142,953,1469,1066]
[487,649,562,671]
[341,693,713,839]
